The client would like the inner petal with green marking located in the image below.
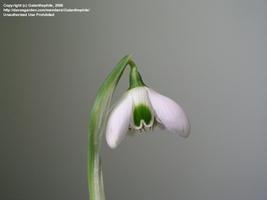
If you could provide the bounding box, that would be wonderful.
[133,104,153,128]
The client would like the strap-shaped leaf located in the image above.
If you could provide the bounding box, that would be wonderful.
[88,55,131,200]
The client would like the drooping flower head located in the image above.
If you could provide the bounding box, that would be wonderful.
[88,55,191,200]
[106,65,190,148]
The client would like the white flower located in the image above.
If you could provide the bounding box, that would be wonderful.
[106,86,190,148]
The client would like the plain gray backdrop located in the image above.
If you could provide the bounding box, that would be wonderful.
[1,0,267,200]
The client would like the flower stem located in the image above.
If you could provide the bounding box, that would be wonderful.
[128,60,146,89]
[88,55,135,200]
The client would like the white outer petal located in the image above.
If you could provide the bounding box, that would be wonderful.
[106,93,132,148]
[147,88,190,137]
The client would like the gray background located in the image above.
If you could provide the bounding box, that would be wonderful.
[1,0,267,200]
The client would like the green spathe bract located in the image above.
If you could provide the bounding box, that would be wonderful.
[133,104,152,127]
[88,55,141,200]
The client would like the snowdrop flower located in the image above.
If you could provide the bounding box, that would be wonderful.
[106,67,190,148]
[88,55,191,200]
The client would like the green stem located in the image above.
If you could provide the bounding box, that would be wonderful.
[88,55,141,200]
[128,60,146,89]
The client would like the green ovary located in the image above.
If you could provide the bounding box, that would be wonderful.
[133,104,152,127]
